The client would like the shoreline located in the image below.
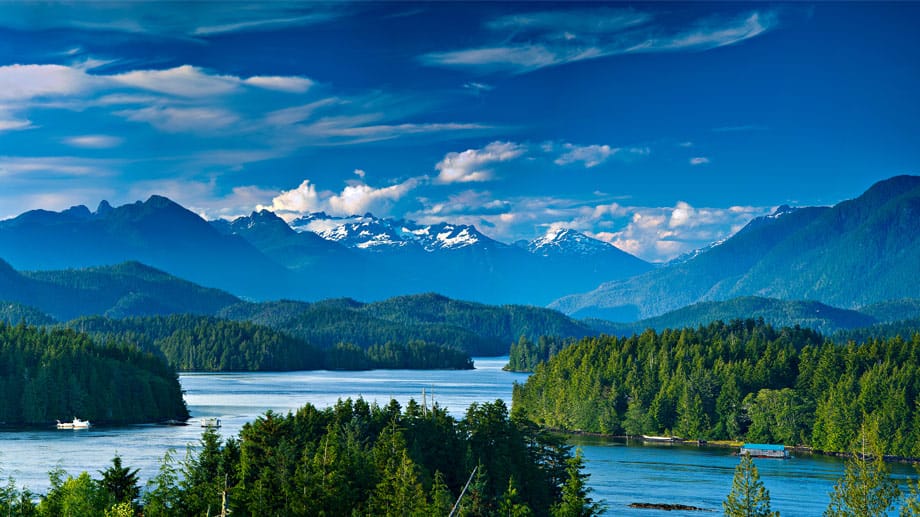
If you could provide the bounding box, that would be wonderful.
[549,429,920,464]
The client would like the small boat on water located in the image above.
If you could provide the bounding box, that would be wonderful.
[56,418,91,430]
[200,417,221,428]
[641,435,681,443]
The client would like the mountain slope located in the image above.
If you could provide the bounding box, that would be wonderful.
[586,296,877,336]
[0,260,240,321]
[0,196,294,300]
[552,176,920,320]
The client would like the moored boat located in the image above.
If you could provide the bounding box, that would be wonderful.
[200,417,221,428]
[740,443,789,459]
[57,417,91,429]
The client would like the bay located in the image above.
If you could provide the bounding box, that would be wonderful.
[0,357,915,516]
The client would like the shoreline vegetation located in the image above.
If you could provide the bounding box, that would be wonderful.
[0,398,604,517]
[512,319,920,460]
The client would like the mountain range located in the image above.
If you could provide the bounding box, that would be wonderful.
[0,175,917,322]
[551,175,920,320]
[0,195,650,305]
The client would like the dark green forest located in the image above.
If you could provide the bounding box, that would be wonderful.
[0,323,188,425]
[0,399,602,517]
[67,314,473,371]
[513,319,920,457]
[220,293,594,356]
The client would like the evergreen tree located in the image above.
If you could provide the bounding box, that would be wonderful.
[722,455,778,517]
[824,434,900,517]
[498,476,533,517]
[551,449,603,517]
[99,455,140,506]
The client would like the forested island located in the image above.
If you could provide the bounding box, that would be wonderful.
[0,399,601,516]
[513,319,920,457]
[0,323,188,425]
[67,314,473,371]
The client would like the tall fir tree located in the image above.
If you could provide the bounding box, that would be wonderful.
[723,455,778,517]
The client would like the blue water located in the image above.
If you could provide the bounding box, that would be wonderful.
[0,358,915,515]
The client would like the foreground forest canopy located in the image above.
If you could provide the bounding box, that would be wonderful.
[0,323,188,425]
[513,319,920,457]
[0,399,601,517]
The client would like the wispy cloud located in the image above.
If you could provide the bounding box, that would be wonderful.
[63,135,123,149]
[552,143,650,168]
[0,155,115,178]
[690,157,710,165]
[421,9,778,74]
[116,106,239,133]
[435,141,526,183]
[0,3,347,38]
[554,144,616,168]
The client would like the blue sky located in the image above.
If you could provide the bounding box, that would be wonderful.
[0,2,917,262]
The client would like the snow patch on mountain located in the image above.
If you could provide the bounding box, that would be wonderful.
[527,228,615,257]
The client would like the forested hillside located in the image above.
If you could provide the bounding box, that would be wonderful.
[0,323,188,425]
[513,319,920,457]
[221,293,594,356]
[68,315,472,371]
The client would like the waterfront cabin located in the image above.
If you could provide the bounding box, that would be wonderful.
[740,443,789,459]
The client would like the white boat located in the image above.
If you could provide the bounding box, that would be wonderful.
[57,417,91,430]
[200,417,221,428]
[641,435,680,443]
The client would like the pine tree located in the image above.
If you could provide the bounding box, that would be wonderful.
[551,449,603,517]
[824,431,900,517]
[99,455,140,506]
[723,455,778,517]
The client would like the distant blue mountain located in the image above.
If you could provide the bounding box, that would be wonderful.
[552,175,920,320]
[0,196,650,305]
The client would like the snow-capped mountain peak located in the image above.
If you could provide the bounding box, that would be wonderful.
[527,228,614,256]
[290,213,492,252]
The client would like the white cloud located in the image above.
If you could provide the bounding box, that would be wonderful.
[244,75,313,93]
[554,143,616,168]
[0,64,97,101]
[262,176,423,218]
[435,141,525,183]
[0,116,32,132]
[111,65,241,97]
[690,157,710,165]
[354,169,366,179]
[421,9,778,74]
[117,106,239,133]
[64,134,122,149]
[328,178,421,215]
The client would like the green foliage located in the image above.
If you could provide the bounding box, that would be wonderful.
[551,450,603,517]
[514,319,920,456]
[99,455,139,507]
[222,293,594,356]
[506,336,573,372]
[0,323,188,425]
[723,455,777,517]
[69,314,472,372]
[825,433,901,517]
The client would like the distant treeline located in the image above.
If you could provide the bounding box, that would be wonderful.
[0,399,602,516]
[68,314,473,371]
[0,323,188,425]
[513,319,920,457]
[505,336,574,372]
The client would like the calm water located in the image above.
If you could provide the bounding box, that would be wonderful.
[0,357,915,515]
